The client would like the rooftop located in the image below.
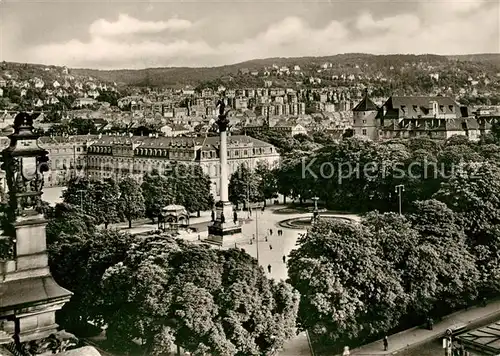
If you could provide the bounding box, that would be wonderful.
[89,134,275,150]
[352,89,378,112]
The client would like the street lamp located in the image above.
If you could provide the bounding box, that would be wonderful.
[255,202,260,264]
[0,112,49,255]
[312,196,319,222]
[395,184,405,216]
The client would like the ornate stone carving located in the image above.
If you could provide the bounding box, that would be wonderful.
[19,332,79,355]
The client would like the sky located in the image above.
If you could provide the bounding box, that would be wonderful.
[0,0,499,69]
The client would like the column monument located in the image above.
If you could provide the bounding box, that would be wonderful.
[205,97,243,246]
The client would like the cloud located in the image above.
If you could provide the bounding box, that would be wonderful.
[89,14,192,37]
[356,13,421,35]
[25,2,499,69]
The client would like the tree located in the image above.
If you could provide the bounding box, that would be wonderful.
[229,164,260,209]
[101,235,299,355]
[407,200,479,312]
[434,162,500,237]
[94,178,121,228]
[45,202,96,246]
[141,170,175,222]
[70,118,98,135]
[187,165,215,216]
[288,219,406,349]
[255,161,278,206]
[118,178,146,228]
[444,135,471,147]
[63,177,120,228]
[48,229,135,329]
[163,164,214,216]
[63,178,98,216]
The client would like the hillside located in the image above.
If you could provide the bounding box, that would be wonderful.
[68,53,500,88]
[447,53,500,65]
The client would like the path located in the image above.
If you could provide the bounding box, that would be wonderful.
[349,299,500,355]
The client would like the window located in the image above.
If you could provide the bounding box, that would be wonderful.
[362,119,366,124]
[77,147,81,152]
[362,129,367,136]
[244,150,248,156]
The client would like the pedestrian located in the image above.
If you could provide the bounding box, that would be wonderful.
[282,255,286,263]
[269,244,273,250]
[249,207,252,216]
[270,229,273,235]
[267,264,272,273]
[342,346,350,356]
[250,239,253,245]
[265,236,268,242]
[383,336,388,351]
[198,234,201,241]
[426,316,433,330]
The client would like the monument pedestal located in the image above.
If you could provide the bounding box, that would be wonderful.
[0,214,72,344]
[204,201,245,247]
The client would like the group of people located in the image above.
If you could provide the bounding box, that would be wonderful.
[268,228,284,236]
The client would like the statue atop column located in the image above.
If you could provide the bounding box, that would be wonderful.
[215,97,230,132]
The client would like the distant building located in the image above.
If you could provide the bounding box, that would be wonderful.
[352,91,487,141]
[85,135,279,197]
[74,97,97,108]
[352,89,379,140]
[160,124,190,137]
[274,122,307,136]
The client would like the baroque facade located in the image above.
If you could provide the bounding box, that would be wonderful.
[85,135,280,197]
[0,134,279,197]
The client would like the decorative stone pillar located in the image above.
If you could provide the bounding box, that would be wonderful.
[0,113,72,348]
[205,99,243,246]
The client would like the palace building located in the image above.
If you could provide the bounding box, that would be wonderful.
[86,134,279,197]
[0,134,279,198]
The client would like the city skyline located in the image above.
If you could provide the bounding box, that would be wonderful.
[0,0,498,70]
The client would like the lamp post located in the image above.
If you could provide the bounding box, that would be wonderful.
[312,196,319,222]
[395,184,405,215]
[255,202,260,264]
